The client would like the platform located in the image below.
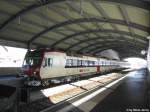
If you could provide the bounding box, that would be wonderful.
[88,69,149,112]
[45,69,149,112]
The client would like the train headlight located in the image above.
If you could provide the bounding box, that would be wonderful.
[33,71,37,75]
[33,68,40,77]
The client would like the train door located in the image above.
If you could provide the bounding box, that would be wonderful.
[97,66,100,73]
[97,59,100,73]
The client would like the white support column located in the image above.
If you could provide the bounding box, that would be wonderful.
[147,36,150,72]
[147,36,150,107]
[146,36,150,100]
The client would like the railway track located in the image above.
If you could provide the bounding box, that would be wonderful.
[17,72,126,112]
[19,98,53,112]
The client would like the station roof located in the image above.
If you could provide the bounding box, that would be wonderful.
[0,0,149,59]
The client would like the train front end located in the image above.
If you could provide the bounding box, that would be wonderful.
[22,50,42,86]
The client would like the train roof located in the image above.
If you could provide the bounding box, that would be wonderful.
[28,49,122,61]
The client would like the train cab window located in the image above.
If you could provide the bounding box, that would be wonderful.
[43,58,47,67]
[42,58,53,68]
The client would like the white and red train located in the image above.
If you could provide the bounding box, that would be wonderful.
[22,49,128,86]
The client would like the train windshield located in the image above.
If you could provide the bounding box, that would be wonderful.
[23,50,42,66]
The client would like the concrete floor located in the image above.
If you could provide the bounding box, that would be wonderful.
[90,69,149,112]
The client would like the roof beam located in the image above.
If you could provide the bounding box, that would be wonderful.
[0,0,64,30]
[91,43,143,54]
[91,2,141,49]
[94,46,141,55]
[77,40,146,53]
[0,0,149,31]
[49,29,146,48]
[0,36,46,49]
[119,5,135,35]
[94,46,141,54]
[92,44,144,54]
[27,18,149,44]
[48,6,92,42]
[94,47,142,58]
[100,0,150,11]
[94,47,142,59]
[65,36,145,51]
[88,44,144,54]
[49,6,88,32]
[66,1,102,38]
[65,36,111,51]
[91,2,118,31]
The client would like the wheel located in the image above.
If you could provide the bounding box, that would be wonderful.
[42,80,49,86]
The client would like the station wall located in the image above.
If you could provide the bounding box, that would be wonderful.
[0,67,21,75]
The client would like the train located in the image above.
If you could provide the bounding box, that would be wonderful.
[22,49,129,86]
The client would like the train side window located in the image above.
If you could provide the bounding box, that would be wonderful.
[105,61,107,66]
[105,61,107,65]
[66,59,73,67]
[82,60,85,66]
[81,60,88,67]
[81,60,84,67]
[42,58,47,68]
[98,61,101,65]
[70,59,73,66]
[85,60,88,66]
[101,61,103,66]
[77,60,82,66]
[88,61,92,66]
[94,61,97,66]
[90,61,95,66]
[103,61,105,66]
[66,59,69,66]
[48,58,53,67]
[73,59,77,66]
[105,61,109,65]
[106,61,108,65]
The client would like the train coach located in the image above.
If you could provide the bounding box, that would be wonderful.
[22,49,127,86]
